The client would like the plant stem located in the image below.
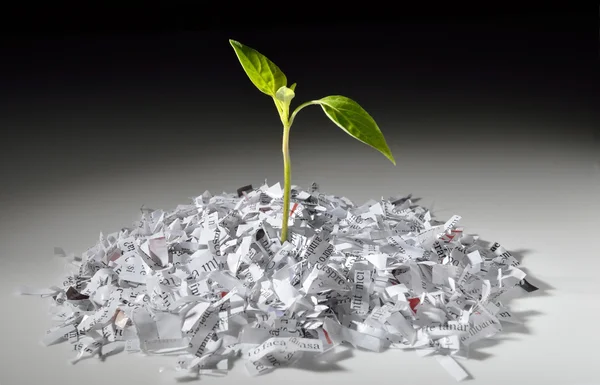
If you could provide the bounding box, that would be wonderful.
[281,121,292,243]
[289,100,319,127]
[279,99,317,243]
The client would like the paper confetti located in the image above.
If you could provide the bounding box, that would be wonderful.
[20,181,538,381]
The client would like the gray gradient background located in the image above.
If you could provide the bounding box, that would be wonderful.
[1,7,599,385]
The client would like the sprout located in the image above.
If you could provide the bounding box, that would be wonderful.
[229,39,395,242]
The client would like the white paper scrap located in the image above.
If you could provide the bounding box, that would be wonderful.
[21,181,538,382]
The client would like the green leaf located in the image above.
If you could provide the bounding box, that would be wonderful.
[315,95,395,165]
[274,86,296,123]
[229,39,287,97]
[275,86,295,104]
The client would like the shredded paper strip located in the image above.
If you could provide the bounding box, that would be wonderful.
[20,181,538,381]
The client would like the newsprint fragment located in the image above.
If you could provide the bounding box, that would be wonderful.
[19,181,538,381]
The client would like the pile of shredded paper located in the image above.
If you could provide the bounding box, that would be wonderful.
[20,181,538,381]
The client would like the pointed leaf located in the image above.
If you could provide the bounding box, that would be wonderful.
[229,39,287,97]
[315,95,395,165]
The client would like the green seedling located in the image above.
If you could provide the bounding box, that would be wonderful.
[229,39,396,243]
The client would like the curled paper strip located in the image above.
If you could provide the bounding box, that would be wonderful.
[23,181,537,381]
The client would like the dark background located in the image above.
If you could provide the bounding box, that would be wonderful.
[0,4,597,206]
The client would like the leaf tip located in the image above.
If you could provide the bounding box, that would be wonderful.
[385,146,396,165]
